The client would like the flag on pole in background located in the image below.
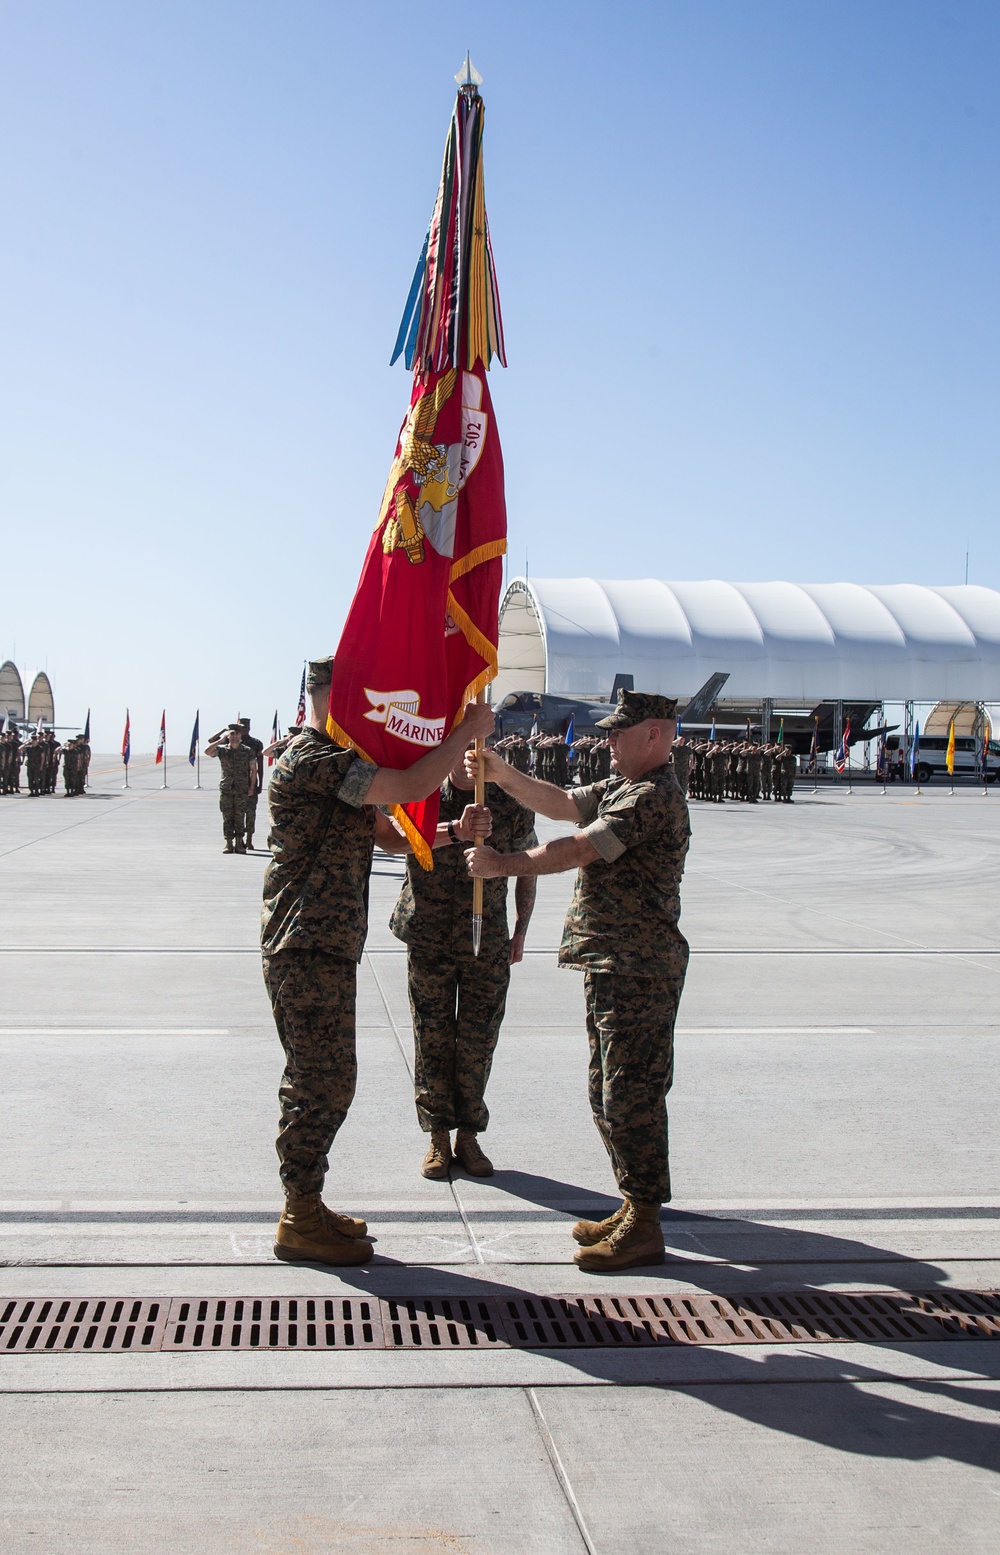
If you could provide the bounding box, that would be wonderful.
[777,717,784,745]
[122,711,131,767]
[910,721,921,779]
[83,709,90,742]
[876,732,887,780]
[564,713,575,752]
[709,717,717,741]
[268,710,280,767]
[835,716,851,773]
[295,665,306,727]
[155,712,166,765]
[676,717,683,738]
[326,67,507,868]
[1,713,8,735]
[982,717,992,779]
[946,720,956,776]
[35,716,43,735]
[808,716,819,773]
[188,712,199,766]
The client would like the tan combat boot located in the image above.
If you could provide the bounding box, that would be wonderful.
[454,1129,493,1177]
[234,837,247,854]
[421,1130,452,1180]
[274,1193,373,1266]
[571,1201,628,1246]
[223,839,235,854]
[572,1200,665,1272]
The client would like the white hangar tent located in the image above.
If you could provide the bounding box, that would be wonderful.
[494,580,1000,705]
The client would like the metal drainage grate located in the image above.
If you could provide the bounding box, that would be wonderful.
[382,1296,508,1349]
[163,1296,383,1350]
[0,1297,166,1353]
[3,1291,1000,1353]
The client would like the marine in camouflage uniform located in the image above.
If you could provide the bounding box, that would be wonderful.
[206,725,257,851]
[760,744,773,801]
[260,656,495,1270]
[390,770,536,1178]
[670,736,692,798]
[238,718,265,849]
[466,688,690,1273]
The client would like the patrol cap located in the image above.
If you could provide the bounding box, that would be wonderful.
[596,689,678,729]
[239,717,251,728]
[305,656,334,690]
[227,722,243,732]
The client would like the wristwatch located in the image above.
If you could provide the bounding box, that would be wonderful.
[447,820,459,843]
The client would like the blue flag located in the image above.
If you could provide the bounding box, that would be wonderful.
[565,713,575,752]
[188,711,199,766]
[909,721,920,778]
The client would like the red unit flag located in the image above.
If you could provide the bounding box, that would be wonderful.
[155,711,166,765]
[328,72,506,868]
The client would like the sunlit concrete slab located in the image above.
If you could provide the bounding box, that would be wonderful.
[0,1388,584,1554]
[0,765,998,1551]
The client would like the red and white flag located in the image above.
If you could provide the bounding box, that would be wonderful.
[155,711,166,765]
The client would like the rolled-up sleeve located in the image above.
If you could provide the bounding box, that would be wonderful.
[580,817,627,862]
[571,784,604,827]
[338,757,378,808]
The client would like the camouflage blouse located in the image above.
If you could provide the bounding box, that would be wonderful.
[260,729,377,960]
[390,777,536,957]
[559,764,690,975]
[216,741,257,793]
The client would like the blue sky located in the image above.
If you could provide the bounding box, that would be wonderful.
[1,1,997,749]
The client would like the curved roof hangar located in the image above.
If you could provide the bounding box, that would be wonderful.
[495,580,1000,703]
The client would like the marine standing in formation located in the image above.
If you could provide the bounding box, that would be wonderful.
[467,689,690,1273]
[686,739,796,803]
[390,752,536,1181]
[61,735,90,795]
[0,729,22,793]
[572,734,612,784]
[205,725,258,853]
[238,718,266,850]
[260,656,494,1269]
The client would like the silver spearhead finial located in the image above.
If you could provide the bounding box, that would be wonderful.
[455,52,483,89]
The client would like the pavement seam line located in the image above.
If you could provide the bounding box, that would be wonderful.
[364,952,484,1265]
[0,799,138,861]
[526,1386,598,1554]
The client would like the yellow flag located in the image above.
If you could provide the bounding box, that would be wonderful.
[946,720,956,775]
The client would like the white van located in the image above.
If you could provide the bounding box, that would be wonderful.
[887,734,1000,784]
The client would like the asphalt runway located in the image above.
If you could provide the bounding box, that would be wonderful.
[0,756,998,1553]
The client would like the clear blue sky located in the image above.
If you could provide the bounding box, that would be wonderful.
[1,1,997,749]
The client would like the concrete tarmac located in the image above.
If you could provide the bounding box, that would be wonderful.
[1,755,998,1552]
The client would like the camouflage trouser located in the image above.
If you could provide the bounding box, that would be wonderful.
[262,948,358,1195]
[584,964,687,1206]
[244,792,259,840]
[407,946,510,1133]
[220,788,248,840]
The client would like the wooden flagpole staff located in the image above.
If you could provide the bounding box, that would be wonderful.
[472,690,486,957]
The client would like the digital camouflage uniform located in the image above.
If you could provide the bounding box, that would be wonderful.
[390,778,536,1135]
[260,728,378,1195]
[240,728,265,843]
[560,765,690,1205]
[670,741,692,797]
[216,741,257,844]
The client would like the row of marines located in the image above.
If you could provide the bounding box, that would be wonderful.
[492,732,613,786]
[0,730,91,796]
[671,739,798,804]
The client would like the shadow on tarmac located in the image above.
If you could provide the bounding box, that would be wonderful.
[264,1172,1000,1473]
